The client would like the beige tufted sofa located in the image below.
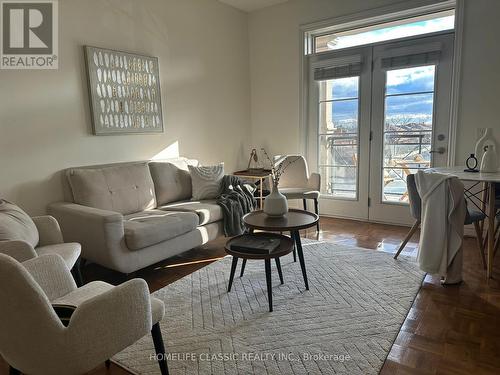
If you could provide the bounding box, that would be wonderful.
[48,158,223,274]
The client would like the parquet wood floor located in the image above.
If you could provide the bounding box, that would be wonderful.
[2,217,499,374]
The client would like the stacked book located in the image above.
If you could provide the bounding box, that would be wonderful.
[230,235,280,254]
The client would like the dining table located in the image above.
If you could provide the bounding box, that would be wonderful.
[431,166,500,279]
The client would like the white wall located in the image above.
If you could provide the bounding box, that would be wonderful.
[456,0,500,160]
[0,0,251,215]
[248,0,500,164]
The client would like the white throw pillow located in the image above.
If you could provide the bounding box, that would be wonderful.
[188,163,224,200]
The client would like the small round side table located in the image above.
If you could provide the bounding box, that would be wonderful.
[225,233,293,312]
[242,209,318,291]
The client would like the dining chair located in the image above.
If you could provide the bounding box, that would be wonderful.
[394,174,487,268]
[0,253,168,375]
[276,155,321,232]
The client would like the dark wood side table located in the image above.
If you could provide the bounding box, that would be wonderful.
[243,209,319,291]
[225,233,294,312]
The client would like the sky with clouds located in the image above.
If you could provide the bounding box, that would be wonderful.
[324,15,453,129]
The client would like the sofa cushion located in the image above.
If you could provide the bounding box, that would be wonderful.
[67,162,156,215]
[149,161,193,205]
[0,200,39,247]
[188,163,224,200]
[124,210,199,250]
[279,188,320,200]
[158,200,223,226]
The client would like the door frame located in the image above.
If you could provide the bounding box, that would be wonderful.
[306,47,373,220]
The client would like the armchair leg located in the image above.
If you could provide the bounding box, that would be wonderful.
[105,359,111,369]
[71,257,83,286]
[9,366,20,375]
[151,323,169,375]
[314,198,320,232]
[394,220,420,259]
[303,199,307,211]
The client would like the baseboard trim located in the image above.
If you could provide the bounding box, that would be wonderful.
[318,214,483,238]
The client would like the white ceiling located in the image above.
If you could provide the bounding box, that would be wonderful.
[218,0,289,12]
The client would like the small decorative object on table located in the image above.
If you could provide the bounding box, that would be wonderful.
[230,234,280,254]
[464,153,479,173]
[261,149,299,217]
[247,148,263,171]
[474,127,497,162]
[480,145,498,173]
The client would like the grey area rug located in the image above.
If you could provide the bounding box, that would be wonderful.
[114,240,423,375]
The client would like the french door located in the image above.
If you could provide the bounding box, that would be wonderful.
[307,33,454,225]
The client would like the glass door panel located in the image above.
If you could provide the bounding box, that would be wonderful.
[382,66,435,202]
[368,33,454,224]
[318,76,359,199]
[307,46,372,220]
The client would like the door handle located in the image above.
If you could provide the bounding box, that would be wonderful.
[429,147,446,154]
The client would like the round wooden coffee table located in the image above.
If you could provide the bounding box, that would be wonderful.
[225,233,294,312]
[243,209,319,291]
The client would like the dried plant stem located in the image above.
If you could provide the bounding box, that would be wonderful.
[261,149,300,187]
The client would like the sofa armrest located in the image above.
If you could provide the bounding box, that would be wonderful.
[32,215,64,246]
[47,202,125,269]
[0,240,37,262]
[67,279,152,362]
[308,172,321,191]
[22,254,77,301]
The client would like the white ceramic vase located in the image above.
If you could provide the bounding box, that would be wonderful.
[263,183,288,217]
[475,128,498,162]
[480,145,498,173]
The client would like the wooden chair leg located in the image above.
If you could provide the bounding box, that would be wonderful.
[473,221,487,269]
[494,232,499,257]
[394,220,420,259]
[151,323,169,375]
[494,220,500,257]
[314,198,320,232]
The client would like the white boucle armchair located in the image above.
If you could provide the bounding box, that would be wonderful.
[0,199,82,285]
[276,155,321,232]
[0,253,168,375]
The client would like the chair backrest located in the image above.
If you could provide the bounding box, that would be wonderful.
[408,173,473,223]
[406,174,422,220]
[275,155,309,189]
[0,254,64,373]
[0,199,39,247]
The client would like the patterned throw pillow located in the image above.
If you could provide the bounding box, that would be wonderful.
[188,163,224,200]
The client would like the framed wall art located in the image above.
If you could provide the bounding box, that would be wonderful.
[84,46,164,135]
